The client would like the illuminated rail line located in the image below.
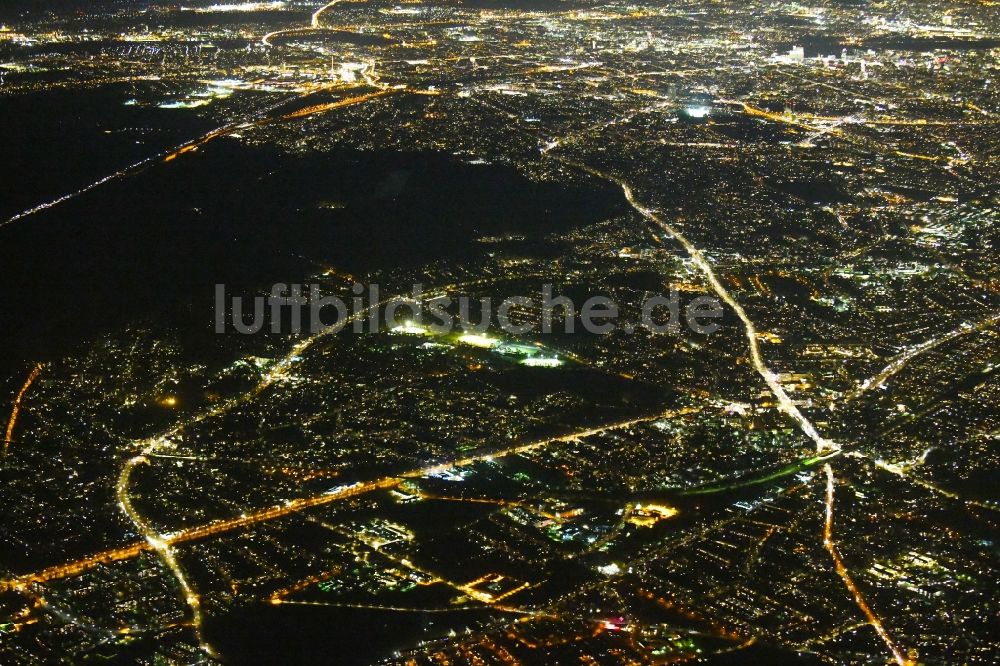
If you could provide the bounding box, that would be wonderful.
[822,464,911,666]
[272,599,512,614]
[850,451,1000,514]
[4,363,43,456]
[3,75,390,229]
[1,410,680,593]
[1,94,284,227]
[280,88,397,119]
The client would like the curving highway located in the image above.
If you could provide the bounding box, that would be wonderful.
[262,0,344,46]
[840,310,1000,405]
[553,157,837,455]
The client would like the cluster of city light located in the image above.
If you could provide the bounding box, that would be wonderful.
[3,2,996,662]
[458,333,499,348]
[521,356,563,368]
[390,320,431,335]
[1,409,694,595]
[190,2,286,12]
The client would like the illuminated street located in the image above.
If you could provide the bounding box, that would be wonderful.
[1,0,998,663]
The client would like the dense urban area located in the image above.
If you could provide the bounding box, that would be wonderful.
[0,0,998,664]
